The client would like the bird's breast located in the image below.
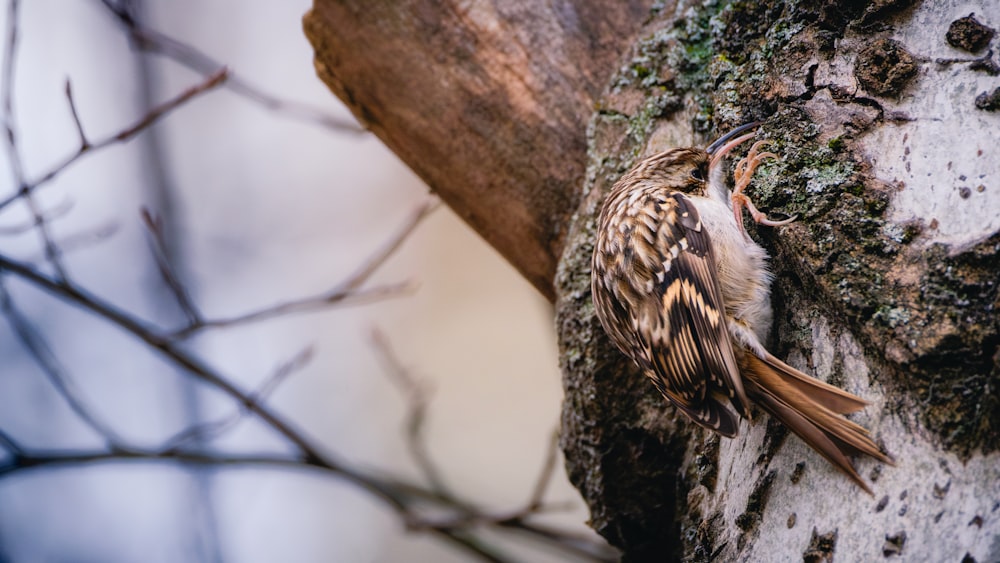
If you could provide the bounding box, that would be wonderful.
[692,196,774,343]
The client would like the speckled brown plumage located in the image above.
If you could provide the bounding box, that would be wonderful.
[591,125,893,493]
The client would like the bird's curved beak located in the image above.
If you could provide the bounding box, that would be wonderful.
[707,121,759,171]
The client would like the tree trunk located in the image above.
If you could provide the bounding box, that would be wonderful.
[306,1,1000,560]
[303,0,656,300]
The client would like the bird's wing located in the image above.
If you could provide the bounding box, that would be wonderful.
[593,191,749,435]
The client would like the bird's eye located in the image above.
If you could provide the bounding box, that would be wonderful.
[690,167,705,181]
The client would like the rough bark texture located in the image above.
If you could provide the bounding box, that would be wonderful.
[306,1,1000,560]
[303,0,655,300]
[555,0,1000,560]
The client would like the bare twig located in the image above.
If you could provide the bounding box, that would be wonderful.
[0,443,524,562]
[0,278,126,446]
[372,327,452,498]
[0,445,505,563]
[168,200,436,339]
[371,333,615,561]
[526,429,562,511]
[0,0,22,185]
[0,199,74,236]
[44,221,120,257]
[0,428,22,454]
[437,533,512,563]
[141,208,201,326]
[0,244,531,561]
[0,448,310,477]
[496,521,617,562]
[0,250,423,512]
[0,203,433,492]
[170,282,415,339]
[0,219,36,236]
[98,0,364,134]
[160,346,315,452]
[111,69,229,145]
[3,67,229,203]
[333,199,438,294]
[408,503,616,562]
[0,443,607,562]
[64,79,89,148]
[1,0,66,279]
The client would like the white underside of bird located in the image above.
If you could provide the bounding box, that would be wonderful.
[699,167,773,360]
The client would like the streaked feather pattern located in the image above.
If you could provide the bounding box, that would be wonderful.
[591,138,892,493]
[593,157,749,436]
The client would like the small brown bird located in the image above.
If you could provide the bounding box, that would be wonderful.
[591,123,892,493]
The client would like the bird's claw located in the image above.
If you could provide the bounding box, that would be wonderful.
[731,140,793,236]
[758,214,798,227]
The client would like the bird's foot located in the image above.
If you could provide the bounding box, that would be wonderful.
[731,140,796,236]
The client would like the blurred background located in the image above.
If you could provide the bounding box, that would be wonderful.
[0,1,598,561]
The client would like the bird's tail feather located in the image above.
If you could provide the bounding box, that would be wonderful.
[740,352,894,495]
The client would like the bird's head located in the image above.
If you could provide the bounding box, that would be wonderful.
[624,147,710,195]
[616,122,759,199]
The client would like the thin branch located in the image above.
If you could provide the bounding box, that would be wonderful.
[0,443,519,563]
[98,0,364,134]
[526,429,561,511]
[43,221,120,257]
[372,327,452,498]
[371,333,614,561]
[64,79,89,148]
[0,67,229,209]
[0,254,323,462]
[169,282,415,340]
[1,0,22,183]
[0,205,434,498]
[0,448,307,477]
[141,208,201,326]
[0,428,22,454]
[0,249,431,520]
[337,200,438,294]
[168,200,436,339]
[409,506,616,562]
[495,520,618,562]
[111,68,229,144]
[431,531,512,563]
[0,198,74,236]
[0,277,126,447]
[1,0,66,279]
[159,346,315,452]
[0,444,521,563]
[0,445,604,562]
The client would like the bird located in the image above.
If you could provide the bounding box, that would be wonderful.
[590,122,893,493]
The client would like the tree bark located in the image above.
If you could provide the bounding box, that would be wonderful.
[303,0,656,300]
[306,1,1000,561]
